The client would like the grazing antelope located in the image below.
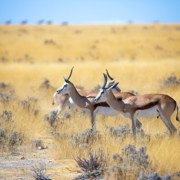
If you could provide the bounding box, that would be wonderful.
[94,74,179,135]
[56,68,142,130]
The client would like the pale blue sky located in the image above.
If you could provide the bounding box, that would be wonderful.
[0,0,180,24]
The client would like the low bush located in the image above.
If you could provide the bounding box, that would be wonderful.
[71,128,101,147]
[31,162,51,180]
[75,149,107,179]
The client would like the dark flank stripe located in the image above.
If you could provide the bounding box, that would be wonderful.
[93,97,131,110]
[117,97,123,101]
[136,101,159,110]
[94,99,159,111]
[94,102,109,110]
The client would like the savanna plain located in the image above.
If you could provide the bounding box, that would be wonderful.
[0,24,180,179]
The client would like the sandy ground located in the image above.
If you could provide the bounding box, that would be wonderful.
[0,134,79,180]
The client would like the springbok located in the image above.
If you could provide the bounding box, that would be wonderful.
[52,69,121,114]
[94,74,179,135]
[56,68,142,130]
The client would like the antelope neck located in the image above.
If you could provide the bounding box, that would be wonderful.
[69,84,89,108]
[106,90,125,112]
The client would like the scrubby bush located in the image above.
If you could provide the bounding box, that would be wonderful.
[39,78,55,91]
[40,78,50,89]
[0,82,15,103]
[138,171,172,180]
[31,162,51,180]
[71,128,101,147]
[121,144,149,169]
[0,130,23,150]
[8,131,23,148]
[106,124,130,139]
[75,144,158,179]
[0,110,24,151]
[0,56,9,62]
[0,92,11,103]
[0,128,5,144]
[44,110,60,128]
[163,74,180,87]
[63,111,71,119]
[0,110,12,122]
[93,84,101,91]
[105,144,151,179]
[75,149,107,179]
[0,82,9,89]
[44,109,73,133]
[106,124,150,143]
[44,39,56,45]
[21,97,39,116]
[0,82,14,94]
[21,97,38,108]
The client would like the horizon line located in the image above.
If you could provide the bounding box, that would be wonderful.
[1,20,180,25]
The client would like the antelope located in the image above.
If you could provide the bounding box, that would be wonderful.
[52,69,121,114]
[94,74,179,135]
[56,68,142,130]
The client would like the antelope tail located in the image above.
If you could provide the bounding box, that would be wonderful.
[176,104,180,122]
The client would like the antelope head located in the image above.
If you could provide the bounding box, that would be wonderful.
[56,67,74,94]
[106,69,121,92]
[94,73,119,103]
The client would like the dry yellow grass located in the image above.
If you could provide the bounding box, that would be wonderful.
[0,24,180,62]
[0,24,180,178]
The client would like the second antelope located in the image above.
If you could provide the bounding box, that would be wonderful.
[52,69,121,114]
[95,74,179,135]
[56,68,142,130]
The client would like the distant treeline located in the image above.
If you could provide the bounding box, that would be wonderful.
[3,20,69,25]
[3,20,161,25]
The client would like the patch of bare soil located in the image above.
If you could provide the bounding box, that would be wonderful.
[0,134,79,180]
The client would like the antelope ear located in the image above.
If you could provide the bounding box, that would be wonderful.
[106,80,115,89]
[115,86,121,92]
[107,82,119,91]
[64,77,70,83]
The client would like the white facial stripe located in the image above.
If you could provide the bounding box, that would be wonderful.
[95,89,105,102]
[100,89,104,97]
[57,82,68,94]
[98,89,103,99]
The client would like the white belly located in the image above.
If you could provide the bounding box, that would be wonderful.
[95,106,119,116]
[68,97,76,108]
[68,97,74,105]
[136,105,159,118]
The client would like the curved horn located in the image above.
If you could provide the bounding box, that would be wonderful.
[102,73,108,89]
[67,66,74,80]
[106,69,114,80]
